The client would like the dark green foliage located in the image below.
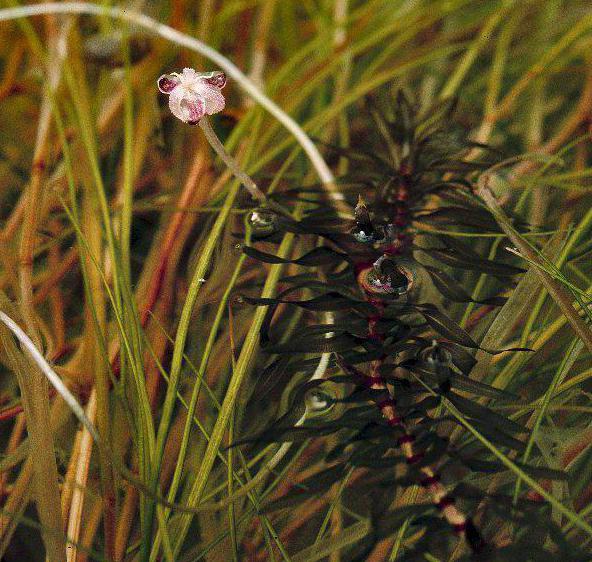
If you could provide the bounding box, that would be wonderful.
[237,91,578,559]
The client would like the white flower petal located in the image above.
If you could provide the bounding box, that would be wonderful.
[168,86,205,123]
[200,85,225,115]
[183,97,206,124]
[161,68,226,122]
[168,85,185,120]
[181,68,198,81]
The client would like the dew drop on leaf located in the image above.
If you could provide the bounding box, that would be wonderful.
[248,208,278,238]
[305,388,335,416]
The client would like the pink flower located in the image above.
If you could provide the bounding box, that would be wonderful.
[157,68,227,125]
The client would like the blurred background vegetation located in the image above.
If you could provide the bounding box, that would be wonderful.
[0,0,592,560]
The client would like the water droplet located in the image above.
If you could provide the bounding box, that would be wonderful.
[366,256,412,295]
[352,228,375,243]
[248,208,278,238]
[420,342,451,367]
[305,388,335,416]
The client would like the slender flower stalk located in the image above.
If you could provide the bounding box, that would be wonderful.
[158,57,338,511]
[158,68,289,212]
[156,66,336,515]
[0,2,336,188]
[199,117,267,204]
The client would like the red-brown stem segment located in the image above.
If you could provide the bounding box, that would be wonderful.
[343,166,486,550]
[336,349,485,552]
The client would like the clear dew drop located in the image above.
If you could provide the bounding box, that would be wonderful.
[367,256,411,296]
[248,208,278,237]
[352,228,375,243]
[305,389,335,416]
[420,342,452,367]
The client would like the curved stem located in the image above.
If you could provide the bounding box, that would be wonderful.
[199,117,266,203]
[0,2,335,187]
[0,310,100,442]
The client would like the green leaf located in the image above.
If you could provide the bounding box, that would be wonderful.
[514,463,568,481]
[425,266,506,306]
[417,304,479,348]
[416,206,500,231]
[446,392,527,435]
[449,374,517,400]
[375,504,434,539]
[422,235,525,277]
[233,424,339,447]
[265,333,362,354]
[405,363,518,400]
[242,245,349,267]
[242,292,372,313]
[262,464,347,513]
[292,521,371,562]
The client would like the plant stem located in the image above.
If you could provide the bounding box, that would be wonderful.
[0,2,336,187]
[199,117,267,204]
[0,310,100,442]
[479,177,592,355]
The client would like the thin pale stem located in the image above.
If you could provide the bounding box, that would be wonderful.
[18,18,71,348]
[66,390,97,562]
[479,178,592,355]
[0,310,100,442]
[0,2,336,187]
[199,117,267,203]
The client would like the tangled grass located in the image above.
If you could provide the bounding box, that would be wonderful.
[0,1,591,560]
